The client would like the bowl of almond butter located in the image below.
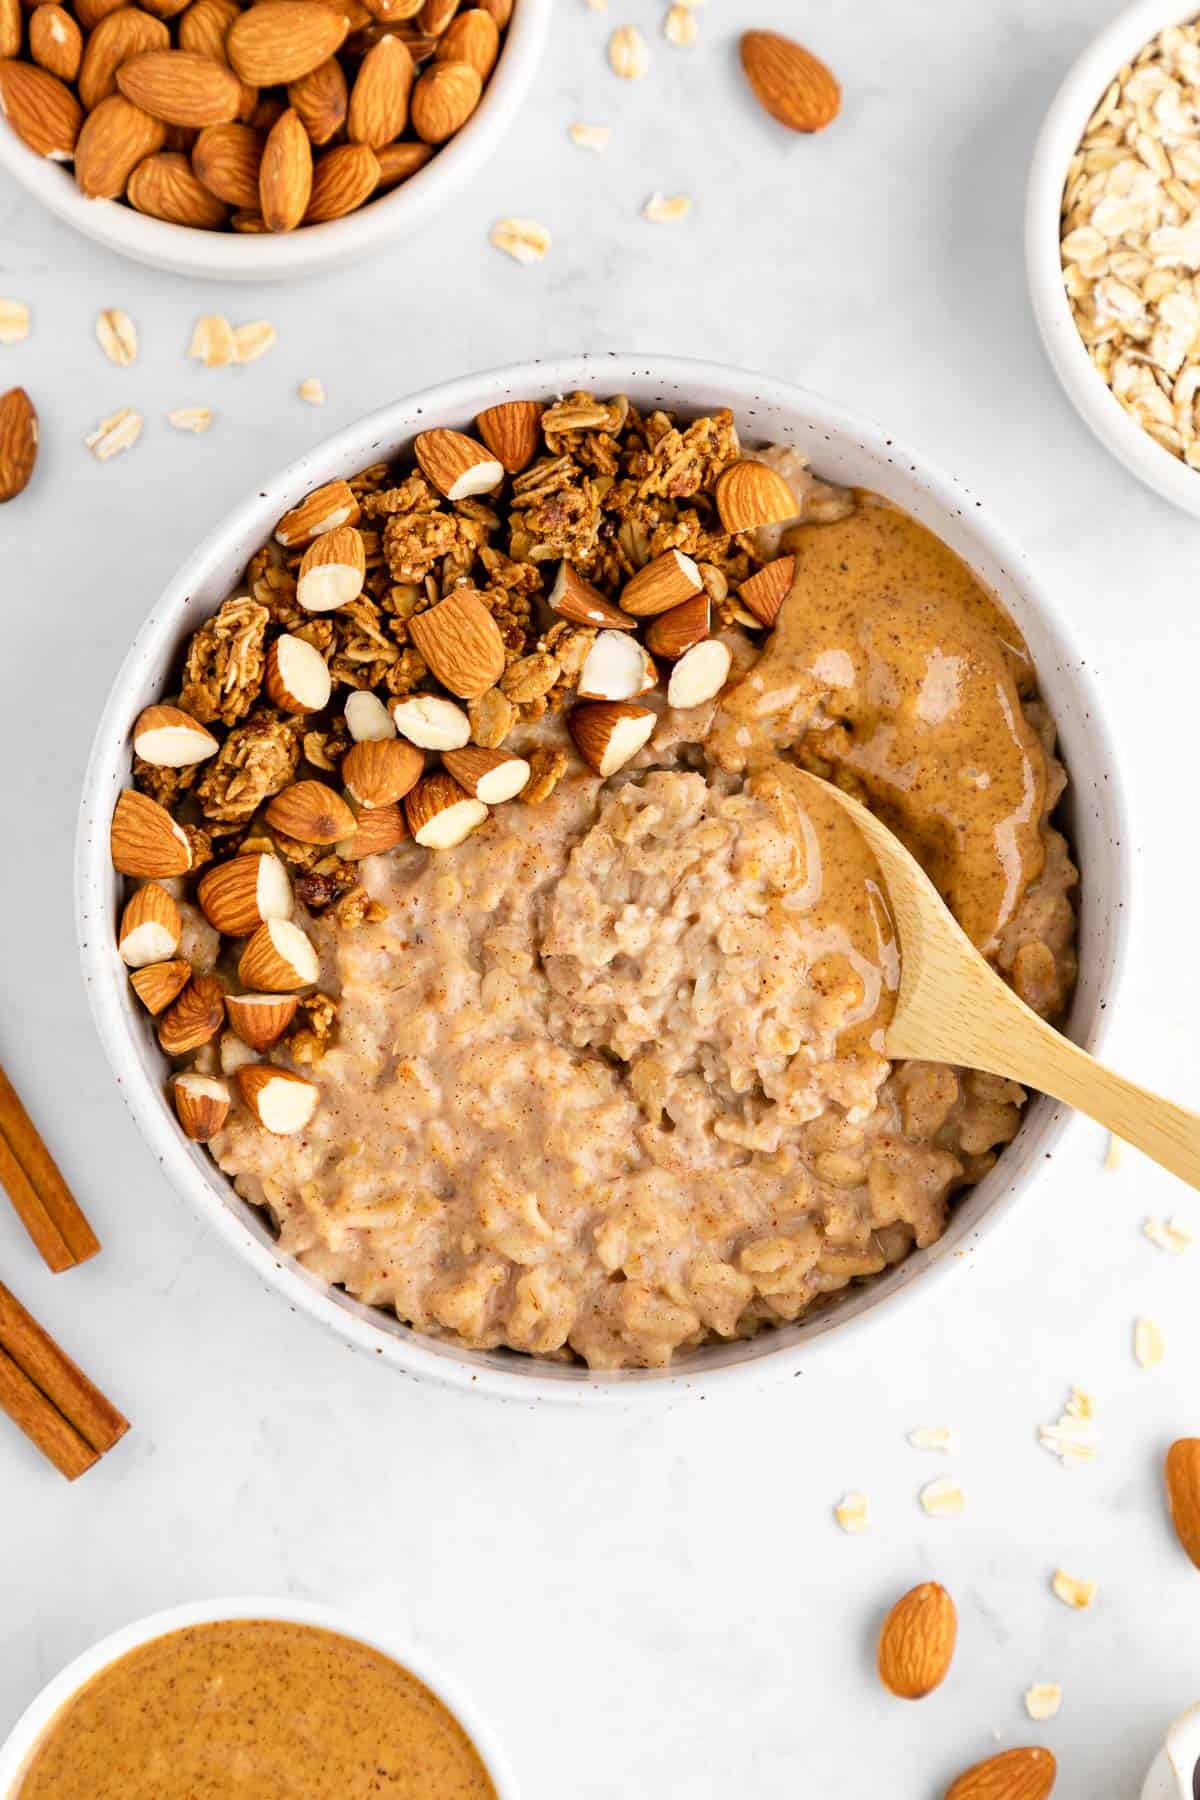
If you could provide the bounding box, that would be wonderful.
[0,0,549,281]
[76,355,1132,1400]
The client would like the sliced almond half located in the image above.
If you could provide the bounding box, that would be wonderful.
[390,692,471,750]
[158,972,225,1056]
[738,555,795,628]
[667,638,731,709]
[443,746,530,804]
[336,802,410,860]
[414,426,503,500]
[275,477,360,548]
[110,789,192,878]
[265,779,356,845]
[407,589,505,700]
[197,851,292,936]
[644,591,710,660]
[132,703,219,767]
[129,958,191,1015]
[405,771,488,848]
[225,990,298,1050]
[296,523,366,612]
[621,547,703,618]
[238,917,319,991]
[236,1062,319,1134]
[345,689,396,742]
[341,737,424,807]
[549,561,636,629]
[577,630,657,701]
[172,1071,230,1141]
[569,701,655,778]
[264,633,332,711]
[118,881,182,967]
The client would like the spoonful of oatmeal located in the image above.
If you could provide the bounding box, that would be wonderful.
[797,771,1200,1191]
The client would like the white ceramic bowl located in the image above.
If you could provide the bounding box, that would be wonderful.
[0,0,550,282]
[1026,0,1200,515]
[0,1596,518,1796]
[75,353,1133,1404]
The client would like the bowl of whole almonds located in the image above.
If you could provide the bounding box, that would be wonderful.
[0,0,549,280]
[1027,0,1200,515]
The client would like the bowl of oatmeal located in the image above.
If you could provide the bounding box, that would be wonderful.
[76,356,1131,1398]
[1027,0,1200,515]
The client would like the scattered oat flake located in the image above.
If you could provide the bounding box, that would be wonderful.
[0,299,30,345]
[919,1477,966,1518]
[233,321,276,364]
[189,314,236,368]
[96,308,137,366]
[908,1425,954,1453]
[1103,1132,1125,1170]
[85,408,142,461]
[298,377,325,406]
[1025,1683,1063,1721]
[1145,1215,1192,1254]
[643,192,691,224]
[664,3,696,45]
[584,0,606,9]
[1052,1570,1096,1611]
[569,122,610,151]
[491,218,551,264]
[1039,1386,1099,1467]
[833,1491,869,1534]
[1134,1316,1165,1368]
[609,24,648,79]
[168,407,212,434]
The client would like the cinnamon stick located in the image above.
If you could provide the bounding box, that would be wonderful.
[0,1061,100,1270]
[0,1346,98,1481]
[0,1281,128,1454]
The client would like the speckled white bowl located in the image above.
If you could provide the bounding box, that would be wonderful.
[1026,0,1200,515]
[0,0,550,282]
[75,354,1133,1403]
[0,1597,519,1796]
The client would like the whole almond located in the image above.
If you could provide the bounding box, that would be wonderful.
[259,104,311,231]
[347,33,413,145]
[876,1582,957,1700]
[0,0,20,58]
[128,148,228,224]
[715,458,797,533]
[0,59,81,157]
[435,7,497,78]
[75,92,165,197]
[78,6,169,111]
[408,587,505,699]
[117,47,241,126]
[740,30,840,134]
[1165,1439,1200,1568]
[410,56,479,142]
[375,136,433,188]
[944,1747,1056,1800]
[0,386,38,504]
[191,118,261,206]
[475,398,542,473]
[227,0,348,86]
[418,0,457,30]
[287,55,347,145]
[304,140,379,221]
[28,5,82,82]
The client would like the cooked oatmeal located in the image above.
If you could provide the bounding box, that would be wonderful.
[207,494,1077,1370]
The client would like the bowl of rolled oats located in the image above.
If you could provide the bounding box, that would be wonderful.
[75,355,1131,1400]
[1028,0,1200,513]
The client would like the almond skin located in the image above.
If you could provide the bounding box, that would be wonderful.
[265,779,356,845]
[287,55,347,145]
[227,0,348,86]
[475,399,542,473]
[75,93,165,197]
[645,591,710,660]
[130,957,191,1015]
[78,6,169,111]
[157,972,225,1056]
[410,55,479,142]
[116,47,242,126]
[435,6,498,78]
[342,737,424,807]
[943,1747,1056,1800]
[621,547,704,618]
[224,991,298,1050]
[128,149,228,224]
[1166,1439,1200,1568]
[550,562,636,631]
[347,32,413,145]
[0,59,82,157]
[259,104,311,231]
[191,119,261,207]
[740,30,841,134]
[407,587,505,699]
[304,140,380,221]
[110,788,192,877]
[877,1582,957,1700]
[738,555,795,628]
[0,386,38,504]
[172,1072,231,1142]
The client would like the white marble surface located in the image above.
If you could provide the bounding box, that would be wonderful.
[1,1,1199,1795]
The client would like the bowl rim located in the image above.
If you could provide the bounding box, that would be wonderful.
[0,1596,520,1796]
[75,351,1135,1407]
[0,0,551,283]
[1025,0,1200,516]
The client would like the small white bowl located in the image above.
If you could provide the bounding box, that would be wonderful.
[75,353,1133,1405]
[1027,0,1200,516]
[0,1597,519,1797]
[0,0,550,282]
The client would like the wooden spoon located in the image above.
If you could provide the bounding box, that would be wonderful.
[797,771,1200,1190]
